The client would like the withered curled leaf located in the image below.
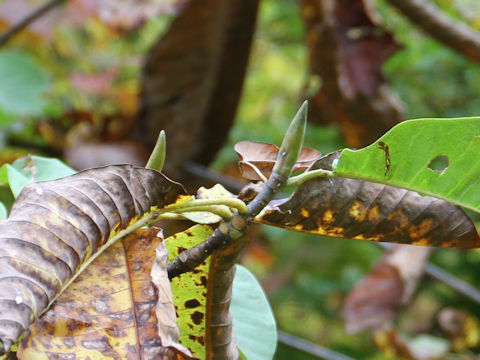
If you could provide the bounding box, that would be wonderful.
[256,152,480,248]
[0,165,184,353]
[234,140,322,181]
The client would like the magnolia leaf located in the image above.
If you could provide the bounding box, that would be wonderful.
[342,245,431,333]
[18,228,192,359]
[232,265,277,360]
[234,140,322,181]
[8,155,77,198]
[0,203,6,219]
[0,165,184,353]
[256,152,480,248]
[152,239,194,358]
[0,50,48,118]
[334,118,480,213]
[166,224,214,358]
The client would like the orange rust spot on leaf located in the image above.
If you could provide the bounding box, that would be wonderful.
[407,218,436,240]
[367,205,381,222]
[300,208,310,218]
[386,208,409,228]
[322,210,334,224]
[349,201,366,221]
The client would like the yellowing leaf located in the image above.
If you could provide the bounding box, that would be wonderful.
[18,228,191,359]
[0,165,184,353]
[166,225,214,358]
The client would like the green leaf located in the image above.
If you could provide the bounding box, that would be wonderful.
[334,118,480,213]
[9,156,76,197]
[0,202,7,219]
[166,224,214,358]
[232,265,277,360]
[0,50,49,118]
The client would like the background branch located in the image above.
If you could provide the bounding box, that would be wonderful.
[386,0,480,62]
[0,0,66,47]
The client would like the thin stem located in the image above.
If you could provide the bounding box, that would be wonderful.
[287,168,334,187]
[163,198,248,215]
[170,206,234,220]
[278,331,355,360]
[0,0,66,47]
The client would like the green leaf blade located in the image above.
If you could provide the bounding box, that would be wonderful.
[0,50,49,118]
[232,265,277,360]
[334,118,480,213]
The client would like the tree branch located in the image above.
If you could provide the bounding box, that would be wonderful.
[386,0,480,62]
[0,0,66,47]
[278,331,355,360]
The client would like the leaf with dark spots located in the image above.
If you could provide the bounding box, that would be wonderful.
[166,225,214,358]
[234,140,322,181]
[19,228,192,360]
[185,299,201,309]
[256,152,480,248]
[0,164,185,354]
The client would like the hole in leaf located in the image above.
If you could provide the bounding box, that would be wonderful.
[427,155,449,173]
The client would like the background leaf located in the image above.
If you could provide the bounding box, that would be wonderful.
[231,264,277,360]
[334,118,480,213]
[0,50,48,120]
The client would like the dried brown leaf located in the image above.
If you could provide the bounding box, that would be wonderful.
[18,228,192,359]
[234,140,322,181]
[256,152,480,248]
[343,245,431,333]
[152,236,195,358]
[0,165,185,353]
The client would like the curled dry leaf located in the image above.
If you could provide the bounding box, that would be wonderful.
[19,228,191,359]
[342,245,432,333]
[234,140,322,181]
[152,235,195,358]
[256,152,480,248]
[0,165,184,354]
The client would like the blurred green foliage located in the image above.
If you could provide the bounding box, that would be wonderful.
[1,0,480,358]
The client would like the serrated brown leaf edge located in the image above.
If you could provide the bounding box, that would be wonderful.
[0,164,185,354]
[234,140,322,181]
[256,152,480,249]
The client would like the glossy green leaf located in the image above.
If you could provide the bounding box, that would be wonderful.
[166,224,214,358]
[232,265,277,360]
[0,50,48,118]
[334,118,480,213]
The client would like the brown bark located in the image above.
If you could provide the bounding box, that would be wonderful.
[387,0,480,63]
[137,0,259,177]
[300,0,404,148]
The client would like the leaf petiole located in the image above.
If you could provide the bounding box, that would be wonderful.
[286,168,334,187]
[162,198,248,215]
